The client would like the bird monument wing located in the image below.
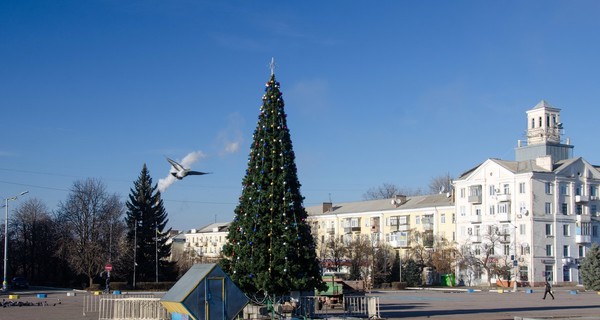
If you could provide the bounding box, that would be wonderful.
[167,157,184,171]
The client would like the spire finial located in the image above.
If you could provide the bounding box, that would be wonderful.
[269,57,277,76]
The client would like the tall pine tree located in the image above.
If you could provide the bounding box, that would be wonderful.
[125,164,174,284]
[221,69,324,296]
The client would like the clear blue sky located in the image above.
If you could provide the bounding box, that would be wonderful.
[2,1,600,231]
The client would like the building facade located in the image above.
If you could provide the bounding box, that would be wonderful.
[454,100,600,286]
[306,193,456,272]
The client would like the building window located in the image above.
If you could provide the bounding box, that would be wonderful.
[563,245,570,257]
[576,204,583,215]
[498,203,508,214]
[441,214,446,224]
[460,206,466,216]
[590,185,598,198]
[545,182,553,195]
[579,245,585,258]
[504,244,510,255]
[563,265,570,282]
[591,205,598,216]
[519,182,526,194]
[593,225,598,237]
[563,224,570,236]
[545,202,552,215]
[503,184,510,195]
[489,185,496,196]
[415,216,420,225]
[561,203,568,215]
[519,224,526,235]
[575,184,582,196]
[545,265,553,281]
[545,224,553,236]
[560,183,569,196]
[460,188,465,198]
[531,117,535,128]
[475,207,481,216]
[546,244,553,256]
[489,205,495,215]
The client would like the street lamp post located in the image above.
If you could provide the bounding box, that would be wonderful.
[3,191,29,292]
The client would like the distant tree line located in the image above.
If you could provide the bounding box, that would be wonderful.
[1,165,177,289]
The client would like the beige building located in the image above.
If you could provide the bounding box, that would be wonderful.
[306,193,455,266]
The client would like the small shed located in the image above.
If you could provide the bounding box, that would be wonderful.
[161,263,248,320]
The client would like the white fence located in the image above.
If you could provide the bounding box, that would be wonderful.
[99,297,170,320]
[83,293,159,317]
[293,295,380,319]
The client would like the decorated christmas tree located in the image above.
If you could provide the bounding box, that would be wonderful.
[221,65,324,297]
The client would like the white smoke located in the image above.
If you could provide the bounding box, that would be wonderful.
[218,113,244,155]
[158,151,206,193]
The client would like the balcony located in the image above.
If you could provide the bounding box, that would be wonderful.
[496,194,511,202]
[468,195,482,204]
[326,228,335,234]
[370,225,380,233]
[344,226,361,234]
[576,235,591,243]
[576,195,590,203]
[396,224,410,232]
[470,235,482,243]
[422,222,433,231]
[576,214,591,223]
[497,213,511,223]
[389,240,409,248]
[470,215,482,223]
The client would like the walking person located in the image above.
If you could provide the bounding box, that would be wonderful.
[543,279,554,300]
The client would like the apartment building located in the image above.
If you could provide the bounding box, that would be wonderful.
[454,100,600,286]
[306,193,455,264]
[178,222,230,263]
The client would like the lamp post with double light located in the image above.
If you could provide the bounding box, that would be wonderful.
[2,191,29,292]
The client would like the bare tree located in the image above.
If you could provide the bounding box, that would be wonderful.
[322,235,348,273]
[55,178,124,288]
[363,183,423,200]
[429,236,459,275]
[428,173,453,195]
[458,226,506,286]
[10,198,57,284]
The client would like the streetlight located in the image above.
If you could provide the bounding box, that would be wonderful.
[3,191,29,292]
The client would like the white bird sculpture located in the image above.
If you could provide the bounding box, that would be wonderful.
[166,157,211,180]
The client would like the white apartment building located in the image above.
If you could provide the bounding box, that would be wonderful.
[454,100,600,286]
[178,222,230,263]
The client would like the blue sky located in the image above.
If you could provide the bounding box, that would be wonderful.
[2,1,600,231]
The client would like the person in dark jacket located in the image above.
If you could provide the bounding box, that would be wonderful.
[543,279,554,300]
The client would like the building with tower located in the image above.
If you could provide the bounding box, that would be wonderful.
[454,100,600,286]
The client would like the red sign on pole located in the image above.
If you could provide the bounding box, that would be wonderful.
[105,264,113,272]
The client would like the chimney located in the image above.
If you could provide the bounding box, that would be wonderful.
[535,155,553,171]
[322,202,333,213]
[392,195,407,207]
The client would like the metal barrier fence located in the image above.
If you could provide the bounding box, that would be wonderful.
[99,297,170,320]
[296,295,380,319]
[83,293,156,317]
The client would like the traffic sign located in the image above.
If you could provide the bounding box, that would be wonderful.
[105,264,113,272]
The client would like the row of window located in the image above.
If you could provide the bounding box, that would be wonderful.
[545,182,599,197]
[461,182,599,198]
[545,244,586,258]
[544,202,598,215]
[544,222,595,237]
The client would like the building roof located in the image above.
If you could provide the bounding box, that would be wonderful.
[306,193,453,217]
[191,222,230,233]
